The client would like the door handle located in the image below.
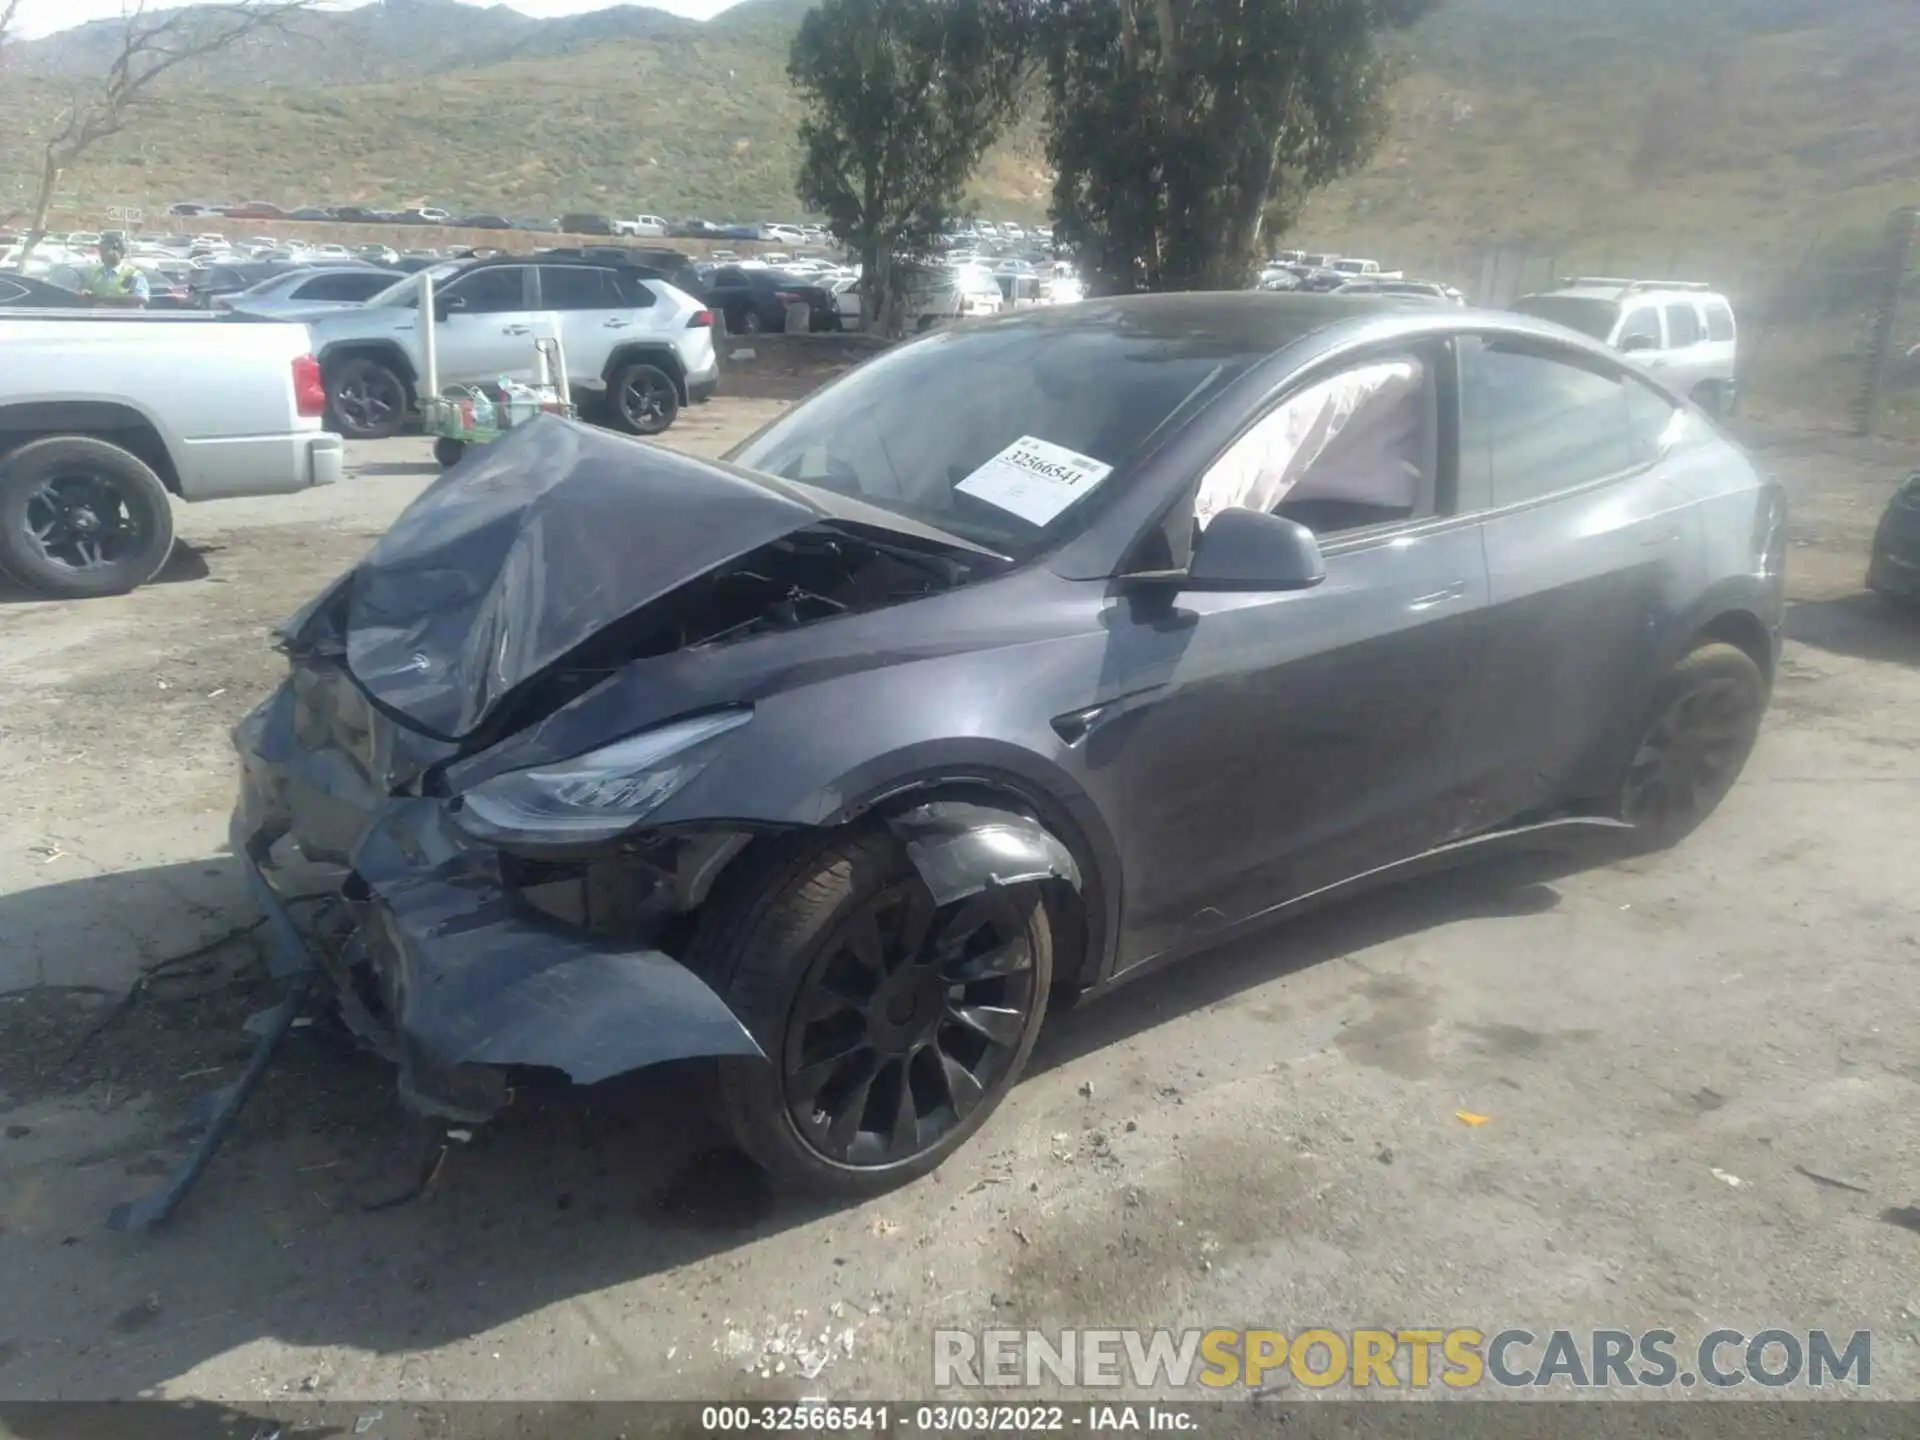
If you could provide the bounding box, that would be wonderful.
[603,319,631,329]
[1410,581,1469,611]
[502,324,531,336]
[1640,528,1683,548]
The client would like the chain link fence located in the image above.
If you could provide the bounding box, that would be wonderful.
[1298,207,1920,441]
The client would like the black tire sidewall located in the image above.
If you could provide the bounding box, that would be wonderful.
[326,358,407,440]
[702,829,1054,1197]
[433,437,467,468]
[1618,642,1767,848]
[0,437,175,599]
[611,364,680,436]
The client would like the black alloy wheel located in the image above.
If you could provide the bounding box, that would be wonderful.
[1618,643,1767,848]
[782,881,1038,1168]
[0,436,175,599]
[327,358,409,440]
[702,829,1054,1196]
[740,307,766,335]
[608,362,681,436]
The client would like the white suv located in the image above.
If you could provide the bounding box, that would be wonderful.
[303,256,719,440]
[1514,278,1739,415]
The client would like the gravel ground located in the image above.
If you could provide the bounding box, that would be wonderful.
[0,395,1915,1405]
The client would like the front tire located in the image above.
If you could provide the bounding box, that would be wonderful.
[433,437,467,469]
[1614,642,1767,849]
[0,436,175,599]
[696,830,1053,1198]
[326,357,410,440]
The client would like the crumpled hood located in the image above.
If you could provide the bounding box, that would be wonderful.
[340,416,823,740]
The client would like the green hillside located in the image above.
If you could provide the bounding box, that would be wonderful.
[3,0,1913,268]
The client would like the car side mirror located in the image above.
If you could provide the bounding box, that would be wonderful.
[1620,333,1658,353]
[433,294,464,321]
[1130,507,1327,593]
[1185,507,1327,591]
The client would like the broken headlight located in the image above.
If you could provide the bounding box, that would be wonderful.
[453,708,752,846]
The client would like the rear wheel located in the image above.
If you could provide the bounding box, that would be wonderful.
[0,436,175,599]
[433,437,467,469]
[1614,643,1767,848]
[740,308,766,335]
[327,357,409,440]
[697,830,1052,1197]
[607,362,681,436]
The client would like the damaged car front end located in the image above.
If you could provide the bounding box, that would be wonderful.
[210,412,1090,1212]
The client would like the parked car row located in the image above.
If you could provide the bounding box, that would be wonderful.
[162,200,846,243]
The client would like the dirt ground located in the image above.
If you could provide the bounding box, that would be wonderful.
[1,368,1917,1405]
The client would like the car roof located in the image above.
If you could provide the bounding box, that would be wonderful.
[1531,279,1729,303]
[973,290,1466,348]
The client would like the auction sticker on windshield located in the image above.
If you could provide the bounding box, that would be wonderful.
[956,436,1114,527]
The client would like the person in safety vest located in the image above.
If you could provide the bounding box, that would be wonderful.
[81,236,150,308]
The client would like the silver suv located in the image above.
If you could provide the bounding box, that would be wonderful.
[302,256,719,440]
[1513,278,1739,416]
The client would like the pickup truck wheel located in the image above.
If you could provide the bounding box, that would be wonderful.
[327,358,409,440]
[608,362,681,436]
[0,436,175,599]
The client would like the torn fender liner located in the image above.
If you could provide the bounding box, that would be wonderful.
[887,800,1082,907]
[351,799,764,1085]
[342,416,822,740]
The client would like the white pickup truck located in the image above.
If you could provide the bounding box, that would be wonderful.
[0,312,342,599]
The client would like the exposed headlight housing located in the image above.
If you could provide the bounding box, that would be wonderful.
[454,708,752,847]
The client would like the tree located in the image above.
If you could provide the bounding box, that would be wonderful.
[11,1,315,262]
[789,0,1028,332]
[1043,0,1440,294]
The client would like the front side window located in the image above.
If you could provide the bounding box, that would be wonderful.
[1194,355,1438,536]
[1618,307,1663,350]
[1665,302,1703,347]
[1462,340,1653,507]
[713,266,747,288]
[444,267,527,314]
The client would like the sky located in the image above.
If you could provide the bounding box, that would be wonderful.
[13,0,740,40]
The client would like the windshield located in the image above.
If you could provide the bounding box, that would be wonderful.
[727,309,1272,558]
[363,261,464,308]
[1513,294,1620,341]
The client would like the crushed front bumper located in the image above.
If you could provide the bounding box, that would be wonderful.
[232,675,765,1123]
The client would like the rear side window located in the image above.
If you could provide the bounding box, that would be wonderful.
[1665,303,1703,347]
[1461,341,1653,507]
[1704,302,1736,342]
[1618,307,1662,349]
[713,266,747,287]
[538,266,621,309]
[294,272,392,302]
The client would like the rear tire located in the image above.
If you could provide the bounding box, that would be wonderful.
[693,829,1052,1198]
[607,362,681,436]
[1613,642,1767,849]
[0,436,175,599]
[740,309,766,335]
[433,437,467,469]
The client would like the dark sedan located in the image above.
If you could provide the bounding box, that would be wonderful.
[706,264,839,333]
[1868,471,1920,605]
[227,294,1783,1201]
